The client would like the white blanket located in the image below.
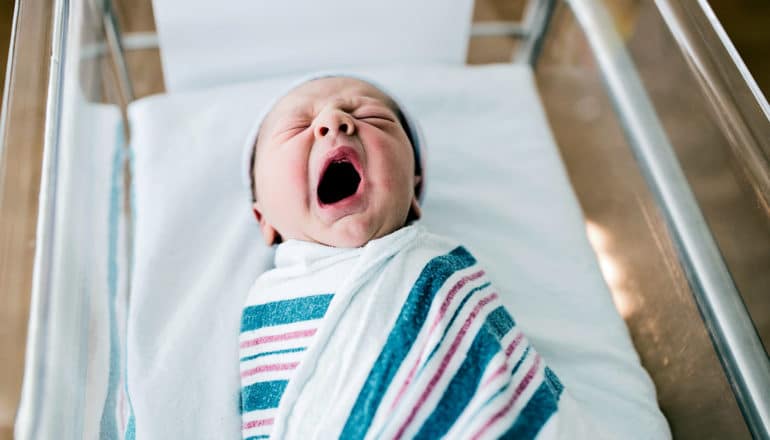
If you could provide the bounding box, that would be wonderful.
[239,226,601,439]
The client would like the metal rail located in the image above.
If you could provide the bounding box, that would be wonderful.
[469,0,558,64]
[15,0,70,438]
[80,31,159,59]
[567,1,770,438]
[517,0,557,65]
[92,1,556,67]
[103,0,133,107]
[471,21,527,38]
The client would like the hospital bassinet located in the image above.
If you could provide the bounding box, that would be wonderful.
[1,0,768,438]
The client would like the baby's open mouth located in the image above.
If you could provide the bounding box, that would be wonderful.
[317,158,361,205]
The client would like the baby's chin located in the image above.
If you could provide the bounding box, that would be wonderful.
[315,215,401,248]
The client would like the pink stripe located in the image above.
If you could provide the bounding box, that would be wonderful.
[242,417,274,430]
[389,358,422,411]
[240,328,317,348]
[471,355,542,440]
[394,292,499,440]
[241,361,300,378]
[429,270,486,336]
[482,365,509,390]
[389,270,486,410]
[504,332,524,357]
[480,333,525,388]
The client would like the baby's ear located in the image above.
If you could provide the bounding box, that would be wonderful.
[252,203,280,246]
[409,196,422,222]
[409,175,423,221]
[414,175,423,194]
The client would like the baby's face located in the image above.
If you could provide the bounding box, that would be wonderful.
[251,77,421,248]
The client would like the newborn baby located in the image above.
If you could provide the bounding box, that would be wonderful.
[240,75,599,439]
[248,75,423,248]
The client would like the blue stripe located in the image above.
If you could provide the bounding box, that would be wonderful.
[124,413,136,440]
[100,126,125,439]
[415,281,491,379]
[485,306,515,340]
[240,347,307,363]
[241,380,288,413]
[544,367,564,397]
[339,246,476,440]
[509,346,532,380]
[244,436,270,440]
[241,294,334,332]
[499,382,560,439]
[414,307,516,439]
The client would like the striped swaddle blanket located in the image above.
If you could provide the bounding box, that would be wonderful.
[240,225,599,439]
[240,294,334,439]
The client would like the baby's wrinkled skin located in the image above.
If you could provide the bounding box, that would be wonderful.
[250,77,422,248]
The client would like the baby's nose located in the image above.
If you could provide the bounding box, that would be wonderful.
[314,109,355,139]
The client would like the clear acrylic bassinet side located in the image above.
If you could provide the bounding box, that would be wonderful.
[531,1,769,439]
[8,0,133,438]
[0,1,53,437]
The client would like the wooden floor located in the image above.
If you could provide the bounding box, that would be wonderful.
[710,0,770,98]
[0,5,11,422]
[0,1,768,439]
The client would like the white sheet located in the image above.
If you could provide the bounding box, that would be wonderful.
[127,64,670,439]
[151,0,474,92]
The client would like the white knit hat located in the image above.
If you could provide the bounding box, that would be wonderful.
[242,72,426,203]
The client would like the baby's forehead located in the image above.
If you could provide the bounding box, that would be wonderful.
[266,77,398,120]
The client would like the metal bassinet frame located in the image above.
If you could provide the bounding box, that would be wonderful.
[2,0,769,438]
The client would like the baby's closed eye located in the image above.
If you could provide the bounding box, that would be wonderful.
[277,120,312,137]
[353,108,396,124]
[357,115,393,122]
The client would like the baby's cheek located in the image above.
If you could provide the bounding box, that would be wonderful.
[286,154,306,179]
[387,148,416,188]
[283,155,310,199]
[258,153,307,204]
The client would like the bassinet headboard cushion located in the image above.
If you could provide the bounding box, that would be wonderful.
[127,64,670,439]
[151,0,474,92]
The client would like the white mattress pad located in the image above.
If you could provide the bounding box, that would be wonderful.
[127,64,670,439]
